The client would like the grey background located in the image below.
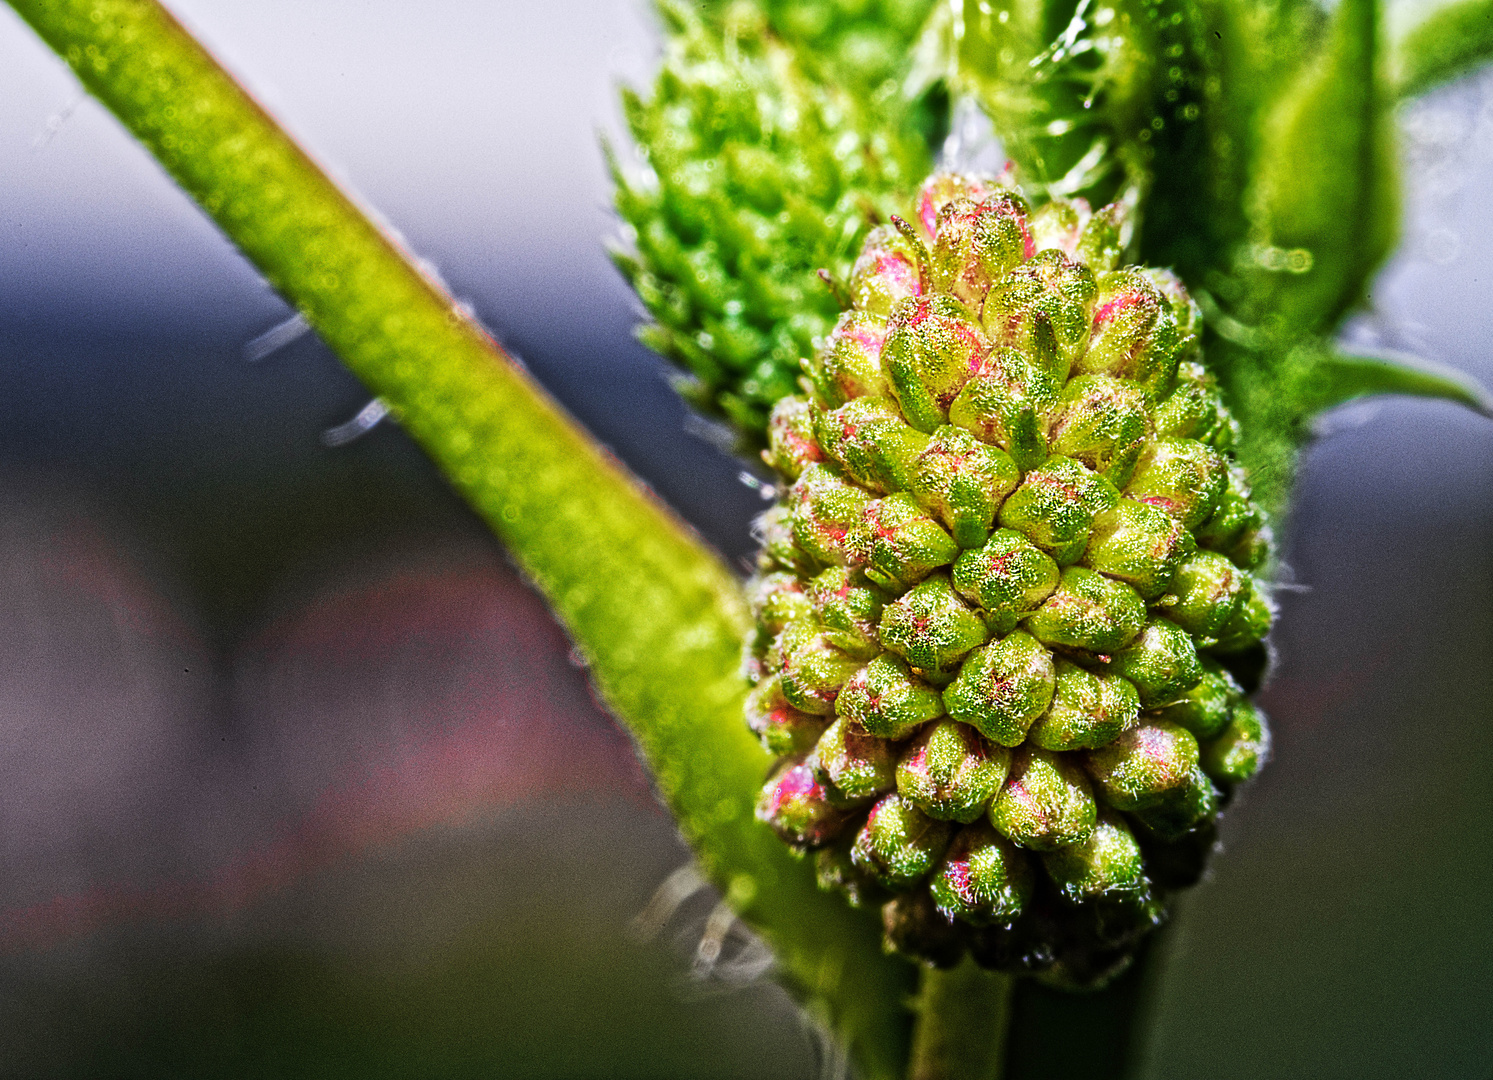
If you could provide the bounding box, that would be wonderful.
[0,2,1489,1076]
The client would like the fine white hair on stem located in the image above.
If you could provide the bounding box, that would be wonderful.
[243,312,312,362]
[321,398,390,447]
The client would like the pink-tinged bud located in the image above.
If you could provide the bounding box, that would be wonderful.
[810,310,891,407]
[878,572,989,683]
[780,631,864,715]
[1081,498,1197,601]
[1125,438,1228,529]
[810,716,899,806]
[812,396,929,494]
[897,718,1013,822]
[763,397,822,480]
[850,223,924,317]
[916,172,1009,237]
[1027,658,1141,752]
[998,456,1122,566]
[1028,197,1092,256]
[836,652,946,740]
[952,528,1062,635]
[1085,719,1200,811]
[853,793,954,888]
[745,674,828,757]
[806,565,885,660]
[1140,268,1202,357]
[943,630,1058,747]
[908,425,1022,548]
[880,295,990,433]
[856,493,961,591]
[757,760,852,850]
[947,346,1063,471]
[746,570,813,636]
[1024,566,1148,656]
[1157,550,1247,639]
[930,821,1035,925]
[990,746,1098,850]
[982,250,1097,380]
[930,193,1034,311]
[787,463,871,567]
[1048,374,1151,487]
[1079,269,1186,398]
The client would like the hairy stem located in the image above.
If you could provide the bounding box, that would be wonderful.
[908,962,1013,1080]
[5,1,915,1074]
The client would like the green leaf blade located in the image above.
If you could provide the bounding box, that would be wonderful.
[1395,0,1493,98]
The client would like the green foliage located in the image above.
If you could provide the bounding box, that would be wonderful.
[1394,0,1493,98]
[611,1,932,440]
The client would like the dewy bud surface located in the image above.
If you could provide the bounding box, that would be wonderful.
[742,171,1275,986]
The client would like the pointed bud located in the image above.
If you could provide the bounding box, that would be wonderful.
[1194,465,1271,569]
[1201,700,1271,786]
[952,529,1062,635]
[756,761,851,849]
[745,674,827,756]
[1079,269,1186,397]
[982,251,1097,379]
[998,456,1121,565]
[1085,718,1201,811]
[1124,437,1228,529]
[806,566,884,659]
[947,346,1062,470]
[943,630,1058,746]
[1024,566,1147,655]
[907,425,1021,548]
[897,719,1012,822]
[1127,765,1219,841]
[837,652,946,740]
[882,890,967,969]
[1081,498,1196,600]
[1105,618,1203,707]
[916,172,1008,237]
[1154,360,1238,451]
[810,310,891,407]
[1210,577,1273,653]
[1049,374,1151,486]
[1140,268,1202,358]
[810,717,898,806]
[852,793,955,888]
[1158,550,1246,639]
[1028,197,1090,255]
[1073,200,1135,273]
[878,572,989,682]
[1153,657,1242,740]
[813,396,928,493]
[1028,658,1141,751]
[850,223,923,317]
[857,493,961,591]
[1039,807,1151,906]
[990,746,1098,850]
[763,396,823,480]
[930,821,1036,924]
[930,193,1034,310]
[880,295,989,432]
[787,463,871,567]
[753,504,815,575]
[746,570,813,636]
[780,632,864,715]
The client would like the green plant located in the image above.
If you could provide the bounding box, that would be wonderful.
[5,0,1491,1077]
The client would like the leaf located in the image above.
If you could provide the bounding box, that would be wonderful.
[1394,0,1493,98]
[1301,349,1493,417]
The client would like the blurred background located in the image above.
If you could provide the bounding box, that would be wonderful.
[0,2,1489,1076]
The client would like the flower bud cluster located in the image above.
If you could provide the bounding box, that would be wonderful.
[747,172,1274,988]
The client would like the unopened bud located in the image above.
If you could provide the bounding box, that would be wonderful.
[1048,374,1150,485]
[746,570,813,635]
[943,630,1058,746]
[1079,269,1185,397]
[952,529,1062,635]
[1025,566,1147,655]
[907,425,1021,548]
[880,295,989,432]
[1085,719,1201,811]
[916,172,1007,237]
[930,821,1036,924]
[1152,657,1241,740]
[787,463,871,567]
[850,223,923,316]
[1158,550,1246,639]
[930,193,1034,310]
[991,746,1097,850]
[1028,197,1090,256]
[1210,577,1273,653]
[857,493,961,590]
[897,719,1012,822]
[853,793,955,888]
[837,653,946,739]
[998,456,1121,565]
[982,250,1097,379]
[810,310,890,407]
[1028,658,1141,751]
[1154,360,1237,451]
[781,632,864,715]
[745,675,828,756]
[806,566,884,659]
[1125,437,1228,529]
[1081,498,1196,600]
[948,346,1062,470]
[1073,200,1134,273]
[878,572,988,682]
[810,717,898,805]
[1200,700,1271,786]
[754,504,815,575]
[1127,765,1219,841]
[756,761,851,849]
[1039,807,1150,906]
[763,397,823,480]
[1104,618,1203,707]
[813,396,928,493]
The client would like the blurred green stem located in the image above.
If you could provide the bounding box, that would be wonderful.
[5,1,916,1075]
[909,963,1013,1080]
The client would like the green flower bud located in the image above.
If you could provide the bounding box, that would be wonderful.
[1141,268,1202,360]
[1048,374,1150,486]
[851,223,923,317]
[1081,498,1196,600]
[1152,656,1242,740]
[930,193,1034,310]
[1104,618,1203,708]
[943,631,1058,746]
[816,836,890,910]
[907,426,1021,548]
[1201,700,1271,786]
[1028,198,1088,256]
[1085,719,1201,811]
[745,675,828,756]
[882,890,967,970]
[836,652,946,739]
[1210,577,1274,653]
[763,397,823,480]
[1154,360,1238,451]
[991,746,1097,850]
[878,572,988,682]
[930,821,1036,925]
[952,529,1062,635]
[1158,550,1246,639]
[813,396,928,494]
[947,346,1061,470]
[1079,269,1184,397]
[1193,464,1257,549]
[1126,765,1219,841]
[1125,438,1228,529]
[787,463,871,567]
[880,295,988,432]
[915,172,1006,237]
[1025,566,1147,655]
[810,310,890,407]
[982,250,1097,379]
[754,504,815,576]
[1039,807,1151,906]
[1073,200,1134,274]
[1028,659,1141,751]
[853,793,955,888]
[781,632,864,715]
[756,761,851,849]
[810,717,898,806]
[767,619,819,679]
[806,566,884,659]
[747,570,813,636]
[998,456,1121,565]
[896,719,1012,822]
[857,493,961,591]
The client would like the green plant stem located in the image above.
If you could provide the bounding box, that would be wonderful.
[908,962,1013,1080]
[5,1,916,1075]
